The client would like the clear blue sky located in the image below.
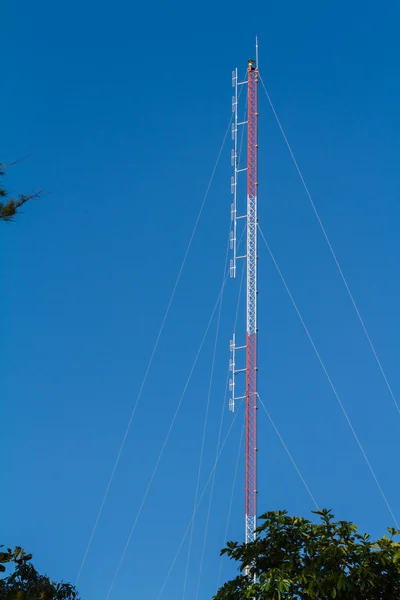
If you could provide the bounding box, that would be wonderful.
[1,0,400,598]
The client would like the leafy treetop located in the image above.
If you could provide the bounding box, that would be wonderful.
[214,509,400,600]
[0,547,79,600]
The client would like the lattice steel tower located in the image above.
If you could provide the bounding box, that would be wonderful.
[229,51,259,545]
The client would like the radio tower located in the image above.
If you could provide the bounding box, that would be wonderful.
[229,44,259,545]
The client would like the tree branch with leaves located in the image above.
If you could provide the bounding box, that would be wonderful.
[0,161,41,222]
[0,547,79,600]
[215,509,400,600]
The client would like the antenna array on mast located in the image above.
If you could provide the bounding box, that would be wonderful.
[230,68,238,279]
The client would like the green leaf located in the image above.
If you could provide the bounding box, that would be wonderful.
[0,552,10,562]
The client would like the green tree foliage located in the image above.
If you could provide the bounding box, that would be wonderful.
[0,162,40,221]
[0,547,79,600]
[214,509,400,600]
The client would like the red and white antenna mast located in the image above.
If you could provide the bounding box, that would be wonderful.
[230,44,259,545]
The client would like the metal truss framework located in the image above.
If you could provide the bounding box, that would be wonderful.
[230,58,259,545]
